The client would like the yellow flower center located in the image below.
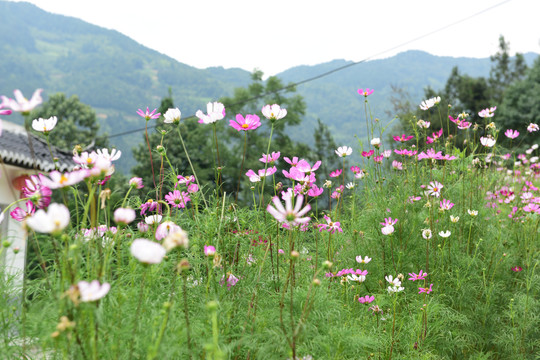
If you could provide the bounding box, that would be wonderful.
[242,124,249,128]
[59,175,68,184]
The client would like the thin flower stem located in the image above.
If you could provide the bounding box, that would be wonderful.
[236,132,248,203]
[145,120,157,190]
[176,126,207,207]
[259,122,275,210]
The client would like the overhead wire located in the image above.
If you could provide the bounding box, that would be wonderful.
[101,0,512,141]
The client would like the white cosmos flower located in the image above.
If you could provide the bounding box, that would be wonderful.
[335,146,353,157]
[113,208,136,224]
[370,138,381,147]
[32,116,57,133]
[130,239,166,264]
[480,136,496,147]
[422,229,432,239]
[468,209,478,216]
[347,274,366,283]
[163,107,181,124]
[144,215,162,225]
[196,102,225,124]
[356,255,372,264]
[439,230,451,238]
[261,104,287,120]
[26,203,70,234]
[95,148,122,162]
[346,182,355,189]
[450,215,460,223]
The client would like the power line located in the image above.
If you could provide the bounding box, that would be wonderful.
[103,0,512,141]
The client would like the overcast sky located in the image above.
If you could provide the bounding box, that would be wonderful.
[9,0,540,76]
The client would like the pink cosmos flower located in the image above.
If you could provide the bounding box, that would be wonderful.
[229,113,261,131]
[137,107,160,121]
[527,123,539,133]
[408,196,422,203]
[317,215,343,234]
[220,273,239,290]
[78,280,111,302]
[408,270,428,281]
[261,104,287,120]
[283,156,300,166]
[129,177,144,189]
[478,106,496,118]
[358,88,374,97]
[449,116,472,130]
[439,199,454,211]
[297,159,321,174]
[358,295,375,304]
[426,128,443,144]
[140,199,159,215]
[196,102,225,124]
[393,134,414,142]
[155,221,182,241]
[373,155,384,164]
[165,190,190,208]
[511,266,523,272]
[266,194,311,228]
[259,151,281,164]
[417,148,443,161]
[204,245,216,257]
[0,100,13,116]
[307,185,324,197]
[504,129,519,139]
[329,169,342,178]
[418,284,433,294]
[380,217,398,235]
[1,89,43,113]
[392,161,403,170]
[395,149,417,157]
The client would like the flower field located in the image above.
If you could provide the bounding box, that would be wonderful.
[0,89,539,359]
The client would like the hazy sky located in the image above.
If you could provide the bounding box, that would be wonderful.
[9,0,540,76]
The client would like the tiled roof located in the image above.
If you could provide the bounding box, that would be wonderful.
[0,121,74,172]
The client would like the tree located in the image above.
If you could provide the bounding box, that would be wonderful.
[498,56,540,147]
[29,93,108,151]
[131,72,313,203]
[489,35,528,104]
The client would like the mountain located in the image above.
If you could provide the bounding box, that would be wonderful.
[0,1,251,172]
[277,50,538,147]
[1,1,537,173]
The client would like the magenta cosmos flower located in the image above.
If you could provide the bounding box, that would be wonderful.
[408,270,428,281]
[137,107,160,121]
[329,169,342,178]
[358,88,374,97]
[418,284,433,294]
[229,113,261,131]
[358,295,375,304]
[393,134,414,142]
[266,194,311,228]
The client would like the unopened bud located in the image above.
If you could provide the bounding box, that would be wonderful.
[323,260,333,270]
[177,259,191,273]
[312,278,321,287]
[290,250,300,260]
